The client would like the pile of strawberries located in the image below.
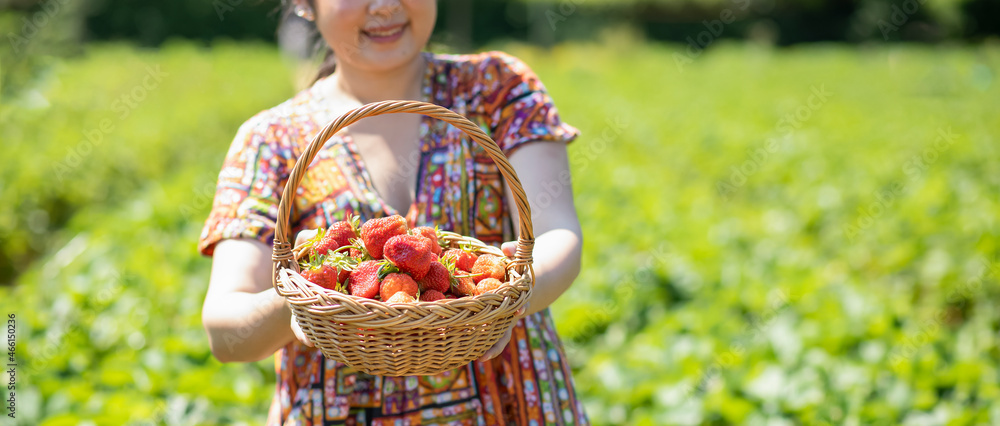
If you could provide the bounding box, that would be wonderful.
[297,215,507,303]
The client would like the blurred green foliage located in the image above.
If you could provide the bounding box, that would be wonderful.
[3,34,1000,424]
[518,35,1000,424]
[1,41,297,424]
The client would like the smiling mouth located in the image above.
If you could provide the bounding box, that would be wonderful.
[362,23,407,39]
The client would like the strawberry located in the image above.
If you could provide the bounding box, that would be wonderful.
[359,215,408,259]
[379,273,419,300]
[471,254,506,284]
[383,234,435,279]
[301,264,340,291]
[348,260,383,299]
[312,218,359,257]
[385,291,416,304]
[419,290,446,302]
[442,249,477,272]
[411,227,443,256]
[475,278,504,295]
[418,261,451,293]
[349,247,365,260]
[318,250,356,285]
[452,273,477,297]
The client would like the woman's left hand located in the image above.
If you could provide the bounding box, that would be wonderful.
[478,242,527,362]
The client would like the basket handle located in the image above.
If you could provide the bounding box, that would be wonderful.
[271,100,535,283]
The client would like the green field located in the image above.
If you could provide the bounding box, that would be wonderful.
[3,37,1000,425]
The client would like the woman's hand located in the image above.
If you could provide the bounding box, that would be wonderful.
[478,302,528,362]
[289,312,315,347]
[477,242,527,361]
[295,229,319,250]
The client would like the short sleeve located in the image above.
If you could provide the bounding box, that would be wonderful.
[197,114,293,257]
[485,52,580,157]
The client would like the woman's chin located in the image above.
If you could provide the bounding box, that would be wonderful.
[347,45,424,73]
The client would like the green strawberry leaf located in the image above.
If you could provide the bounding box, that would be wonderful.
[376,261,398,280]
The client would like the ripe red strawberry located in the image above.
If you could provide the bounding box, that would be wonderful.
[317,251,356,286]
[419,290,446,302]
[383,234,434,279]
[475,278,504,295]
[471,254,506,284]
[348,260,382,299]
[452,273,477,297]
[349,247,365,259]
[442,249,477,272]
[301,264,339,291]
[385,291,416,304]
[418,261,451,293]
[411,227,443,256]
[380,273,419,300]
[312,219,358,257]
[359,215,408,259]
[319,262,350,285]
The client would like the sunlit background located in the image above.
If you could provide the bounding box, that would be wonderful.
[2,0,1000,424]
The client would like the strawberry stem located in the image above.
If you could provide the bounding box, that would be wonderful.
[454,272,484,279]
[348,238,372,261]
[376,261,399,280]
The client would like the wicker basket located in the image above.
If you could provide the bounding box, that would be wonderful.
[271,100,535,377]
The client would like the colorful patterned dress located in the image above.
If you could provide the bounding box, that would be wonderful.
[198,51,589,426]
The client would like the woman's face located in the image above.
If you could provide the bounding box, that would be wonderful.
[311,0,436,72]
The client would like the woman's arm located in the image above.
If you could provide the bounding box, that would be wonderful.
[503,141,583,316]
[201,238,298,363]
[480,141,580,361]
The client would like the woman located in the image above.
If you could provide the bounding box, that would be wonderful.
[198,0,588,424]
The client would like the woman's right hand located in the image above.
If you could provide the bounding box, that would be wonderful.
[289,312,315,347]
[295,228,319,250]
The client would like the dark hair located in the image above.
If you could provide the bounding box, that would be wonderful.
[313,48,337,84]
[279,0,336,84]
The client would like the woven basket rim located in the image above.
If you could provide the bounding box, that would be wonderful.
[271,100,536,281]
